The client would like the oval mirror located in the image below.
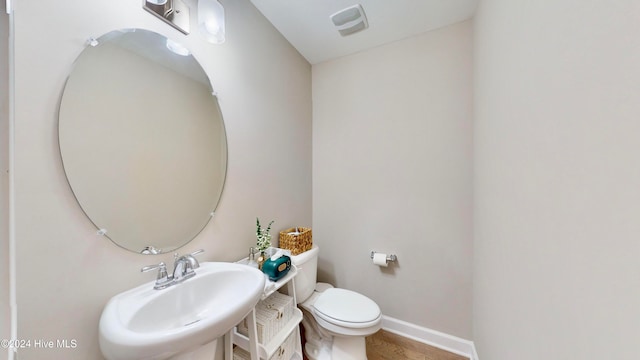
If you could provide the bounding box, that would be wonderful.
[58,29,227,254]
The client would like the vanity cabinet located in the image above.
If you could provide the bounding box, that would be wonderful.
[225,265,303,360]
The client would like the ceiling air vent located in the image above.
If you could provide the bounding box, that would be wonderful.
[330,4,368,37]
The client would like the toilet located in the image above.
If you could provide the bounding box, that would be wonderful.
[290,245,382,360]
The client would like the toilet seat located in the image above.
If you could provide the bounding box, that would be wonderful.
[313,288,381,329]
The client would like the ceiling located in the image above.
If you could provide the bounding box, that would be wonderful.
[249,0,478,64]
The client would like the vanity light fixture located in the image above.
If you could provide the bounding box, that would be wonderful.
[198,0,226,44]
[143,0,226,44]
[143,0,191,35]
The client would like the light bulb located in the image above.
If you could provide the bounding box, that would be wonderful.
[198,0,225,44]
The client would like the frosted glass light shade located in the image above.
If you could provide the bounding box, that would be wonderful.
[198,0,225,44]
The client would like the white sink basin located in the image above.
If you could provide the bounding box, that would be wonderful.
[99,262,266,360]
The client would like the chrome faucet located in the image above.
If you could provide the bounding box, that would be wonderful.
[172,249,203,283]
[141,249,204,290]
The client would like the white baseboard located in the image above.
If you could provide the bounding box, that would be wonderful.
[381,316,479,360]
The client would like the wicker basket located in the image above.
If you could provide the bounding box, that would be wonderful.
[237,292,294,344]
[278,227,312,255]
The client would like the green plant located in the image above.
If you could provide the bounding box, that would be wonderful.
[256,218,274,251]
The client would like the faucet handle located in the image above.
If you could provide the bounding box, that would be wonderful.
[141,262,172,290]
[141,261,167,274]
[173,249,204,269]
[182,249,204,272]
[185,249,204,270]
[190,249,204,257]
[173,249,204,259]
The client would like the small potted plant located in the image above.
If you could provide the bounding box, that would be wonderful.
[256,217,274,268]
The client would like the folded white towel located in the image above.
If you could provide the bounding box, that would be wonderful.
[262,275,277,299]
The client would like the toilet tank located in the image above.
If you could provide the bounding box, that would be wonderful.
[290,245,319,303]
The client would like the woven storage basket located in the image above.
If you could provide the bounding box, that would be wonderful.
[278,227,312,255]
[233,347,250,360]
[270,331,297,360]
[237,291,294,344]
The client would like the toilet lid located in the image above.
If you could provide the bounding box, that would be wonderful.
[313,288,381,324]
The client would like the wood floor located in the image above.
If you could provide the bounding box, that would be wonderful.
[365,330,468,360]
[301,328,467,360]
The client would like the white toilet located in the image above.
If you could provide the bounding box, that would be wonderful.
[290,245,382,360]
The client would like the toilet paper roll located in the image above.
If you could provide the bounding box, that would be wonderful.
[372,253,388,267]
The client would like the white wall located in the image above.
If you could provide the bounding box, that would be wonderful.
[12,0,311,358]
[474,0,640,359]
[1,0,10,349]
[313,21,473,338]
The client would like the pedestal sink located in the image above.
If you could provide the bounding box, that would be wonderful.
[99,262,266,360]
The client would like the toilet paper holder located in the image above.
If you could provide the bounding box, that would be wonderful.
[370,251,397,263]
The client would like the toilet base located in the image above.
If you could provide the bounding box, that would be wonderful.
[332,336,368,360]
[304,336,368,360]
[303,341,329,360]
[298,282,378,360]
